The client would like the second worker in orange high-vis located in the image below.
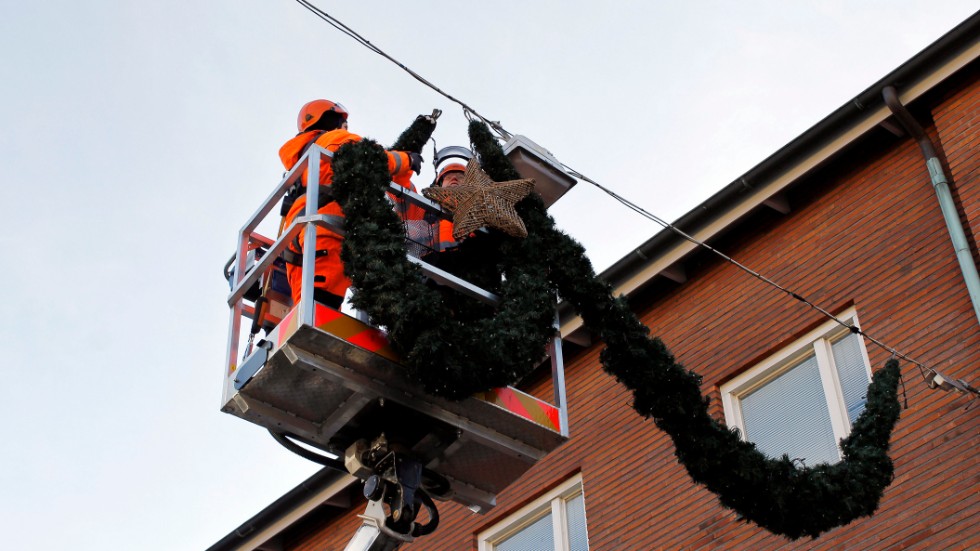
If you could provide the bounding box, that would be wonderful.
[279,99,420,309]
[430,162,466,251]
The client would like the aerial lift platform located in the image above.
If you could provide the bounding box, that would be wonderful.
[223,136,576,548]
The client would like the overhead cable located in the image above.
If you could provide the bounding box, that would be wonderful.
[290,0,978,401]
[293,0,510,137]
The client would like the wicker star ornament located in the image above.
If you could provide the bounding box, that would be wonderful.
[423,159,535,240]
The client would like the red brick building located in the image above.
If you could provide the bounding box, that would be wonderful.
[211,13,979,551]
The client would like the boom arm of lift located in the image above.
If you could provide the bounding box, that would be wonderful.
[342,435,442,550]
[344,501,409,551]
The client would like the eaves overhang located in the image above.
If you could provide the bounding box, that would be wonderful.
[207,469,355,551]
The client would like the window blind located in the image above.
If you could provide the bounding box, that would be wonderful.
[566,493,589,551]
[497,512,555,551]
[832,334,871,423]
[740,355,840,465]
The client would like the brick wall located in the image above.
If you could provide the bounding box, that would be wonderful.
[284,79,980,550]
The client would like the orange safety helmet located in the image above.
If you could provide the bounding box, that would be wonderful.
[434,163,466,187]
[297,99,349,132]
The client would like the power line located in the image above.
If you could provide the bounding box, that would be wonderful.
[293,0,510,138]
[290,0,978,401]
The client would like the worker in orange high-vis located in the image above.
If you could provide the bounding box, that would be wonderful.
[435,162,465,188]
[429,162,466,252]
[279,99,421,309]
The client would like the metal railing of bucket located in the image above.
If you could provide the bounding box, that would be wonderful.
[223,144,569,437]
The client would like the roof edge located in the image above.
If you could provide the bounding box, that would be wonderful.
[207,468,355,551]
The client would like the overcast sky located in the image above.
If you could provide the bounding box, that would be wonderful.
[1,2,976,549]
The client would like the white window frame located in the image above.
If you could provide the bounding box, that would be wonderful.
[720,307,873,462]
[477,474,588,551]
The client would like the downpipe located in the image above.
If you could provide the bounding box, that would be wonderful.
[883,86,980,326]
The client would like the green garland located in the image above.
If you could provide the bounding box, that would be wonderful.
[390,114,436,153]
[332,139,556,399]
[330,120,902,539]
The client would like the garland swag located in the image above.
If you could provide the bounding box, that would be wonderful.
[329,120,902,539]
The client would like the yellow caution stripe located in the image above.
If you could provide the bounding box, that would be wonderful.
[313,304,400,361]
[474,387,561,432]
[268,304,560,434]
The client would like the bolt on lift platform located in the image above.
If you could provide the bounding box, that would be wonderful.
[222,136,577,543]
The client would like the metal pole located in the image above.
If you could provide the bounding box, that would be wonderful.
[222,229,250,402]
[551,308,570,437]
[300,147,322,327]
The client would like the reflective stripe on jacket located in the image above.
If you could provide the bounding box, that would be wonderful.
[279,129,415,236]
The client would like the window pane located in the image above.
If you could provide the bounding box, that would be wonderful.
[740,355,840,465]
[496,512,554,551]
[831,334,870,423]
[566,493,589,551]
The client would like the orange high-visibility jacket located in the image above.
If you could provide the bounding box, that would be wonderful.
[279,129,414,301]
[436,219,458,251]
[391,171,427,222]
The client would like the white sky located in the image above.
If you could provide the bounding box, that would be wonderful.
[1,2,976,549]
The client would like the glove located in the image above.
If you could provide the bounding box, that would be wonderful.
[409,152,423,175]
